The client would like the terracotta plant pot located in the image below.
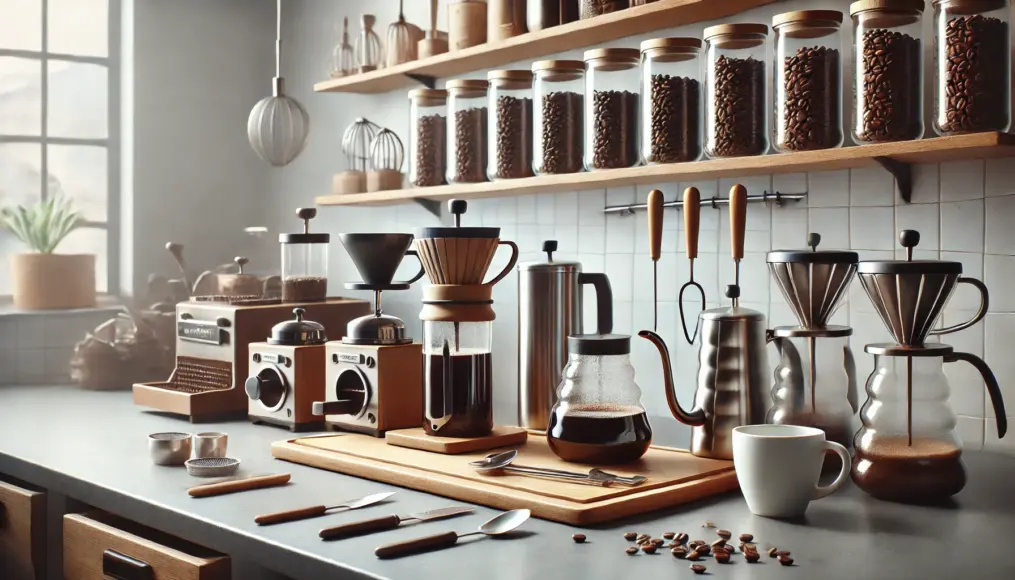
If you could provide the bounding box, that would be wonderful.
[10,253,96,310]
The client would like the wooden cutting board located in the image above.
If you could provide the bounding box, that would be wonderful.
[385,426,528,454]
[271,433,738,525]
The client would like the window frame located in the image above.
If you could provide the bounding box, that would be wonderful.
[0,0,120,295]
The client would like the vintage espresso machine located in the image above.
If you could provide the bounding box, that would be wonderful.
[311,233,426,436]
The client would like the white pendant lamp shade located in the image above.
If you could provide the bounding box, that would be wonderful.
[248,0,310,167]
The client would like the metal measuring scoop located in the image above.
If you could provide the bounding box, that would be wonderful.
[471,450,646,487]
[678,187,706,344]
[375,509,531,559]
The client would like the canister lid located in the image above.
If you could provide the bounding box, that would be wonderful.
[640,37,703,52]
[772,10,844,28]
[568,334,630,356]
[279,207,330,244]
[850,0,925,20]
[268,308,327,345]
[703,23,769,40]
[932,0,1008,14]
[857,229,962,274]
[415,199,499,239]
[583,47,641,63]
[531,59,585,82]
[766,233,858,264]
[488,70,533,81]
[408,88,448,103]
[445,79,489,90]
[516,240,582,272]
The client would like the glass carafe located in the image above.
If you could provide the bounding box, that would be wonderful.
[852,344,1007,503]
[423,319,493,437]
[547,334,652,464]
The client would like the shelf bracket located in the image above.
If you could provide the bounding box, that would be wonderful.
[405,74,437,89]
[413,198,442,218]
[873,156,912,203]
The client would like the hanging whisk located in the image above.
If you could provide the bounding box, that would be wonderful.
[330,17,356,78]
[385,0,417,67]
[355,14,383,73]
[367,128,406,192]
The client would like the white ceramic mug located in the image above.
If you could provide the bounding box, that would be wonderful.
[732,424,850,518]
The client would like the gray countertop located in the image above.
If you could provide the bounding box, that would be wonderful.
[1,384,1014,580]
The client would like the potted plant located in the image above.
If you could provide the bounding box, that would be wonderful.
[1,196,96,310]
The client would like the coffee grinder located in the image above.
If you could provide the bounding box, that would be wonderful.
[766,233,859,452]
[852,230,1007,503]
[312,234,427,436]
[416,200,518,438]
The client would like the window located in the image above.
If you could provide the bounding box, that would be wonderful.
[0,0,119,294]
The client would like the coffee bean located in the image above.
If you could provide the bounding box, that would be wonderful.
[641,543,657,554]
[663,532,675,540]
[938,14,1008,134]
[739,533,754,543]
[537,91,583,174]
[709,55,766,157]
[745,551,761,563]
[411,114,447,187]
[491,95,533,179]
[769,547,779,558]
[450,107,488,183]
[636,533,651,544]
[780,555,795,566]
[715,549,731,563]
[651,538,665,547]
[778,46,841,151]
[686,550,702,561]
[675,532,689,544]
[711,538,727,549]
[690,564,707,574]
[856,28,922,143]
[696,545,711,556]
[572,533,586,543]
[777,551,791,557]
[717,529,732,540]
[725,543,736,554]
[624,531,638,541]
[672,546,689,559]
[646,74,702,163]
[702,520,715,528]
[667,541,679,549]
[740,543,755,553]
[589,90,639,169]
[626,546,639,555]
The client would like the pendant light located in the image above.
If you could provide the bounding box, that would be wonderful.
[248,0,310,167]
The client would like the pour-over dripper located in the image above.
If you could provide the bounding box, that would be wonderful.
[856,230,988,347]
[414,199,519,286]
[767,233,858,328]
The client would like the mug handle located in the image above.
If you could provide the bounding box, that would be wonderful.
[931,277,988,336]
[483,240,519,286]
[394,250,426,285]
[812,441,851,501]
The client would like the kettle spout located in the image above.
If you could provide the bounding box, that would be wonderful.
[638,330,707,427]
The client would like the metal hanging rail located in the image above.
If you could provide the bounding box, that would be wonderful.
[603,190,807,215]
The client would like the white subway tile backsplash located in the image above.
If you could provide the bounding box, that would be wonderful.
[772,173,807,203]
[955,416,984,450]
[578,224,606,255]
[985,418,1015,454]
[809,208,849,249]
[984,254,1015,312]
[537,193,556,225]
[0,318,16,350]
[16,349,46,383]
[808,169,850,207]
[941,252,985,313]
[496,197,518,225]
[895,203,939,250]
[771,208,809,250]
[985,157,1015,197]
[554,225,579,254]
[901,163,939,204]
[850,207,895,250]
[517,194,537,224]
[605,254,634,302]
[940,200,984,253]
[720,175,771,202]
[17,318,45,349]
[555,191,578,224]
[984,194,1015,255]
[850,166,895,206]
[984,313,1015,418]
[578,190,606,226]
[606,186,636,206]
[939,159,984,201]
[605,213,636,254]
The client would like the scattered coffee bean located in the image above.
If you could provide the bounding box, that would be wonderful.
[689,540,705,548]
[668,541,679,549]
[690,564,707,574]
[777,551,791,557]
[624,531,638,541]
[780,555,794,566]
[651,538,665,547]
[725,543,736,554]
[709,55,766,157]
[745,551,761,563]
[938,14,1009,134]
[663,532,675,540]
[856,28,922,143]
[572,533,586,544]
[715,549,731,563]
[641,543,657,554]
[717,529,731,540]
[675,532,689,544]
[637,533,650,542]
[411,114,447,187]
[686,550,702,561]
[739,533,753,543]
[740,543,754,553]
[778,45,841,151]
[537,91,583,174]
[697,545,711,556]
[491,95,533,179]
[711,538,727,549]
[672,546,689,559]
[647,74,702,163]
[702,520,715,528]
[450,107,488,183]
[589,90,639,169]
[626,546,639,555]
[769,547,779,558]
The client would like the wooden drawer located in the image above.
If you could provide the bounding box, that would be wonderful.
[0,479,46,580]
[63,512,230,580]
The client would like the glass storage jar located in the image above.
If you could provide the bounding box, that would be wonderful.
[279,208,329,303]
[532,60,585,175]
[773,10,845,152]
[488,70,534,180]
[640,37,703,164]
[409,89,448,188]
[703,23,770,158]
[579,0,628,19]
[446,79,490,184]
[585,48,641,170]
[851,0,925,143]
[422,320,494,438]
[932,0,1011,135]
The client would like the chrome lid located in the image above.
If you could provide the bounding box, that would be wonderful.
[516,240,582,272]
[268,308,327,345]
[767,232,858,264]
[343,312,411,345]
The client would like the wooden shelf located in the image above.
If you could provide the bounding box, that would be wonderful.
[315,0,776,94]
[316,133,1015,207]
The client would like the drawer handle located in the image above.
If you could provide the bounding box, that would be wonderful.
[102,549,153,580]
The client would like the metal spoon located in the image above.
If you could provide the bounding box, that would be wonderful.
[471,450,646,487]
[375,509,531,559]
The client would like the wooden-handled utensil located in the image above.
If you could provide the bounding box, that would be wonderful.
[319,506,473,540]
[254,491,395,525]
[729,184,748,306]
[647,189,664,332]
[678,187,705,344]
[187,473,291,498]
[375,509,530,559]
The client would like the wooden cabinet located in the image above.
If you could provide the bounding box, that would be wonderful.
[63,512,230,580]
[0,479,47,580]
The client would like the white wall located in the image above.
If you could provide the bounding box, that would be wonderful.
[269,0,1015,454]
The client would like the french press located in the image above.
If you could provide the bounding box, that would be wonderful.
[852,230,1007,503]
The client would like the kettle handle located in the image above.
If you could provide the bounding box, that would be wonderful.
[578,273,613,335]
[931,277,988,336]
[638,330,707,426]
[944,350,1007,438]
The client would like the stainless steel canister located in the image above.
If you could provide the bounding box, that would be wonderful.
[517,241,612,430]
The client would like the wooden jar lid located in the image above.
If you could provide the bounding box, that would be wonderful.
[408,88,448,107]
[532,59,584,83]
[850,0,924,27]
[703,23,769,49]
[773,10,844,39]
[445,79,488,98]
[488,69,533,90]
[641,37,702,62]
[932,0,1008,14]
[584,48,639,73]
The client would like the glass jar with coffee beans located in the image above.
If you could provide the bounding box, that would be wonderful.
[580,0,628,20]
[487,70,534,180]
[772,10,844,152]
[409,89,448,188]
[446,79,490,184]
[279,207,329,303]
[584,48,641,171]
[932,0,1010,135]
[703,23,770,158]
[640,37,703,164]
[851,0,925,143]
[532,60,585,175]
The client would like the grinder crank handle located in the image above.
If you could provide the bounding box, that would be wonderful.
[684,187,700,261]
[648,189,663,262]
[312,400,360,416]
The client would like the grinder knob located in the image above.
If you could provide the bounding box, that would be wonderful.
[244,375,264,400]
